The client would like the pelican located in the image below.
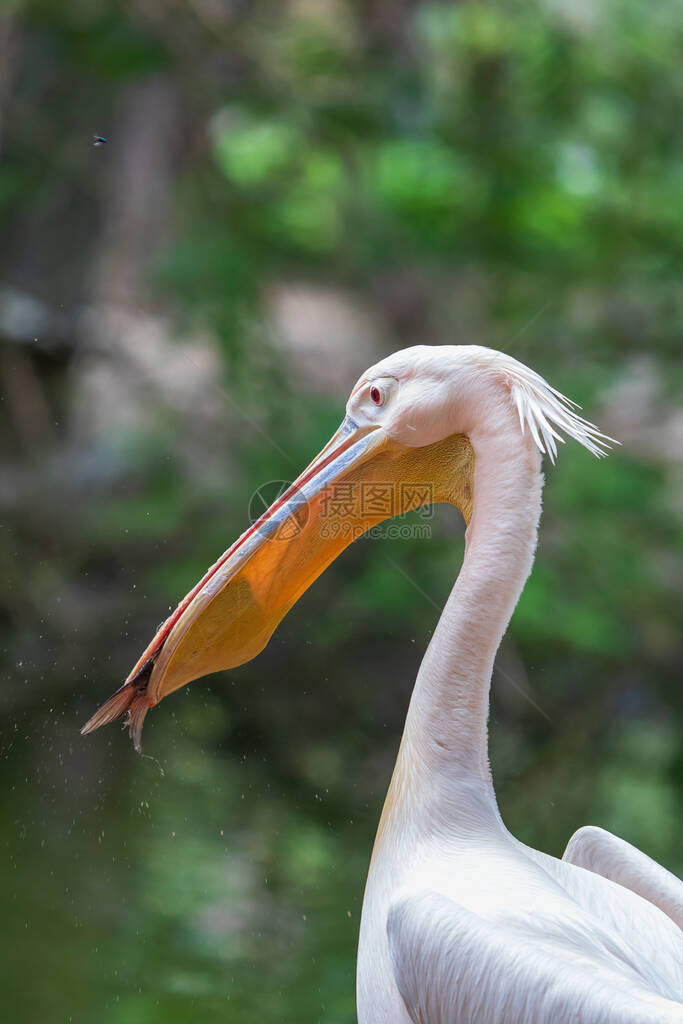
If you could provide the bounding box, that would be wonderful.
[83,345,683,1022]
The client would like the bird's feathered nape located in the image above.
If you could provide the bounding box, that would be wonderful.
[498,356,617,463]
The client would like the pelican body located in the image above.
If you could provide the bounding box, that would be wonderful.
[83,346,683,1022]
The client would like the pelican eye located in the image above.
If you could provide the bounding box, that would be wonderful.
[369,385,384,406]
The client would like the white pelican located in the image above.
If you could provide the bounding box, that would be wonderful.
[83,345,683,1022]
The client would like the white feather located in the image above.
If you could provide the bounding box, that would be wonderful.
[497,357,618,463]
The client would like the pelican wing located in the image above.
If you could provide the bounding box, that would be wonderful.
[563,826,683,931]
[387,890,683,1024]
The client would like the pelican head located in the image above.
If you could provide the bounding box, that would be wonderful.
[81,345,611,749]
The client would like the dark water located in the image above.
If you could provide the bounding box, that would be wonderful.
[2,696,377,1023]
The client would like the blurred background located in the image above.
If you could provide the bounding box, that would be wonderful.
[1,1,682,1021]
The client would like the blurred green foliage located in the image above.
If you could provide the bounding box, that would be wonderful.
[1,1,682,1022]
